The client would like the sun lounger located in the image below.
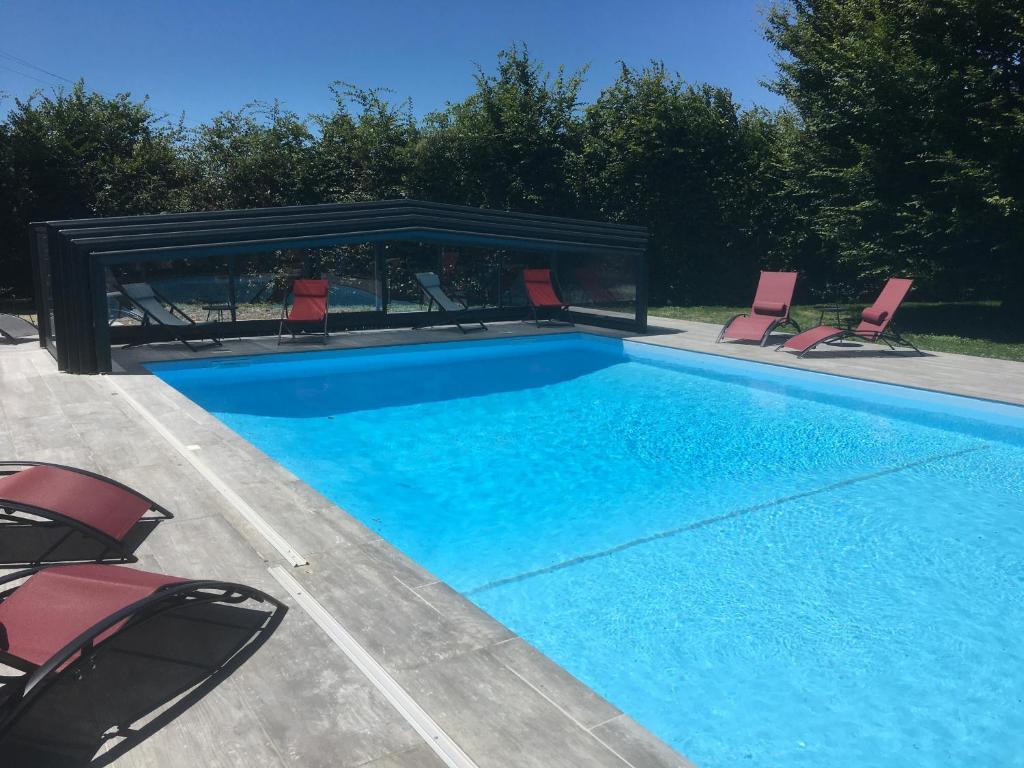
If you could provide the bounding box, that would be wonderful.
[278,279,329,344]
[0,314,38,344]
[413,272,486,333]
[779,277,922,357]
[119,283,221,351]
[0,462,172,564]
[523,269,573,326]
[0,563,284,736]
[717,271,800,346]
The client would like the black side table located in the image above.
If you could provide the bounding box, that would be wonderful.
[813,304,850,328]
[203,302,234,322]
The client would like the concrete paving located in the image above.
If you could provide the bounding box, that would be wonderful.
[0,325,693,768]
[1,316,1020,767]
[638,316,1024,405]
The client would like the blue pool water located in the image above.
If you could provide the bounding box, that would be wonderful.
[150,334,1024,768]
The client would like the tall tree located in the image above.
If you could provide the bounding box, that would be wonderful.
[179,100,317,211]
[581,62,793,303]
[0,82,184,298]
[411,45,585,214]
[320,84,418,202]
[766,0,1024,313]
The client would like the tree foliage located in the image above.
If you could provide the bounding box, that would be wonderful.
[1,14,1021,314]
[765,0,1024,311]
[411,44,585,213]
[579,62,795,303]
[0,83,184,294]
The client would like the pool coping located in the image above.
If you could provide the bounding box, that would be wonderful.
[628,333,1024,410]
[10,317,1016,766]
[132,327,1024,767]
[109,338,696,768]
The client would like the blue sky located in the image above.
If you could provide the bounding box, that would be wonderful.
[0,0,784,124]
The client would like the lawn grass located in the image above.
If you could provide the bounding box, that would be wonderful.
[648,301,1024,363]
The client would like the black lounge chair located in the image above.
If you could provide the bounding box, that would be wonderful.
[0,314,38,344]
[0,563,286,738]
[413,272,487,333]
[0,462,173,565]
[119,282,221,352]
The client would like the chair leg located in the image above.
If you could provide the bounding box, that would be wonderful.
[889,327,923,355]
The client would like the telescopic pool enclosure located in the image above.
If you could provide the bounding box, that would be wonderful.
[30,199,648,374]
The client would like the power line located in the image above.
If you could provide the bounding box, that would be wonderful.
[0,48,74,84]
[0,47,182,124]
[0,62,58,87]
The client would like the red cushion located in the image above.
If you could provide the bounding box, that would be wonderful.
[752,300,787,317]
[861,307,889,326]
[0,565,187,667]
[0,466,152,542]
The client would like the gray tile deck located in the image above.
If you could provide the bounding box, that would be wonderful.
[638,316,1024,405]
[1,316,1020,767]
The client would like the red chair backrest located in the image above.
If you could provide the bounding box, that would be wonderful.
[750,271,798,318]
[288,279,329,322]
[856,278,913,333]
[523,269,564,308]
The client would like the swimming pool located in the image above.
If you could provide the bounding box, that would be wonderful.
[150,334,1024,768]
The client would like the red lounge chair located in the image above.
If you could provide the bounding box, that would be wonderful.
[0,563,284,736]
[0,462,172,564]
[523,269,574,326]
[278,279,329,344]
[779,277,922,357]
[717,271,800,346]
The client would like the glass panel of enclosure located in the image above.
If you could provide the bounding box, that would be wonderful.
[99,243,637,333]
[555,251,638,315]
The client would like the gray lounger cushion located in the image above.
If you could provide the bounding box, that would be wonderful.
[414,272,464,313]
[0,314,38,342]
[121,283,189,326]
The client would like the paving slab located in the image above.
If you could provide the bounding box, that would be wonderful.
[393,648,631,768]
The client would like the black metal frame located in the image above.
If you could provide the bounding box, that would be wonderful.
[30,200,648,374]
[716,314,801,346]
[277,283,330,345]
[0,461,174,564]
[0,565,286,737]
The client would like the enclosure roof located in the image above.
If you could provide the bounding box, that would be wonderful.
[37,199,647,262]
